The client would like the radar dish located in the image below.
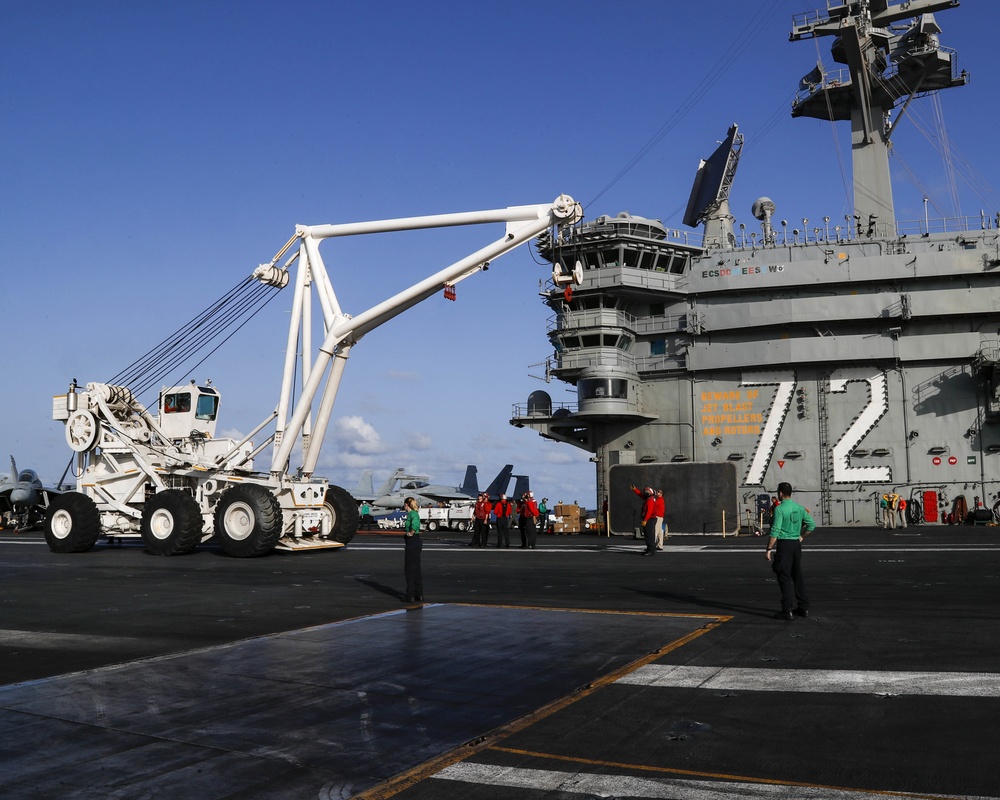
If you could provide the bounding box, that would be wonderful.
[683,125,743,229]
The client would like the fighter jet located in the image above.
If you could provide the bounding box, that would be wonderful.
[0,456,61,531]
[364,464,513,510]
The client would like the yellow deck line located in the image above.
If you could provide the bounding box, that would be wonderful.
[482,747,968,800]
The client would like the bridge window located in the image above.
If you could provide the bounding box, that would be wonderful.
[667,253,689,274]
[579,378,628,400]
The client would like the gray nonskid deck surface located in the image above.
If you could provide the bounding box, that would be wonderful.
[2,528,1000,799]
[0,603,707,799]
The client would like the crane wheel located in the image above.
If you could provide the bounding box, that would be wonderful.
[44,492,101,553]
[141,490,203,556]
[324,484,360,544]
[213,484,282,557]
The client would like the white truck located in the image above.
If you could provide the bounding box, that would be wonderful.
[419,504,474,532]
[46,196,582,556]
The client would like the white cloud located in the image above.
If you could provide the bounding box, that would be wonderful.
[333,415,387,455]
[541,448,590,465]
[405,431,433,451]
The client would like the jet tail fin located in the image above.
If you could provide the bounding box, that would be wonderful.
[355,470,375,498]
[375,468,406,499]
[510,474,530,501]
[10,456,17,484]
[484,465,514,500]
[459,465,479,497]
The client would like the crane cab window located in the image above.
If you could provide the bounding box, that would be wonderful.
[162,392,191,414]
[195,394,219,421]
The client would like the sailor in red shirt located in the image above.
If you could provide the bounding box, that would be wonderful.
[493,494,513,548]
[469,493,493,548]
[631,485,657,556]
[520,491,539,549]
[653,489,666,550]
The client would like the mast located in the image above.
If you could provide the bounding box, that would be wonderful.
[790,0,968,236]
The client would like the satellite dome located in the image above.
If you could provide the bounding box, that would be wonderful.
[526,390,552,417]
[752,197,776,220]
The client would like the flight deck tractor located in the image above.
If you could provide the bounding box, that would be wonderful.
[47,195,583,557]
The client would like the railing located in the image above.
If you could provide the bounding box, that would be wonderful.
[633,353,686,373]
[632,313,689,336]
[685,213,998,251]
[591,266,688,293]
[549,222,704,251]
[794,67,851,103]
[896,213,999,237]
[793,46,962,105]
[547,308,637,335]
[552,350,636,373]
[790,6,832,35]
[579,221,703,248]
[511,400,578,418]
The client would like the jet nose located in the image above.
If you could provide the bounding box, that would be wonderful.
[10,487,37,507]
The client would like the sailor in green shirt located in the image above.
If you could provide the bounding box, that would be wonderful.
[402,497,423,604]
[765,481,815,620]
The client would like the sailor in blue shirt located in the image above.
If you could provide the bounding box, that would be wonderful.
[766,481,815,620]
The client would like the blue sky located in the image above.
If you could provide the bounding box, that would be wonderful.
[2,1,996,509]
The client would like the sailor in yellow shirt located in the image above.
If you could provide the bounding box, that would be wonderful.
[766,481,816,620]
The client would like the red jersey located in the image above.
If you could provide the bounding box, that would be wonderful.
[474,499,492,520]
[653,495,665,517]
[494,499,513,518]
[641,495,656,524]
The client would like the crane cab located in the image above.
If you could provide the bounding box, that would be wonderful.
[159,383,220,440]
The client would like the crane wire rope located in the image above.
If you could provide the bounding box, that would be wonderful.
[106,273,284,402]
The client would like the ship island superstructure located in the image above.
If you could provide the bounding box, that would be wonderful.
[512,0,1000,530]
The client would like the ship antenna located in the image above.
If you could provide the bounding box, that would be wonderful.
[790,1,969,237]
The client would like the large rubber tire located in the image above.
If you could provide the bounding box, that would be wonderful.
[427,520,438,531]
[44,492,101,553]
[324,484,359,544]
[213,484,282,558]
[140,490,203,556]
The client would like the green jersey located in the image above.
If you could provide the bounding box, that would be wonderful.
[404,509,421,534]
[771,499,815,540]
